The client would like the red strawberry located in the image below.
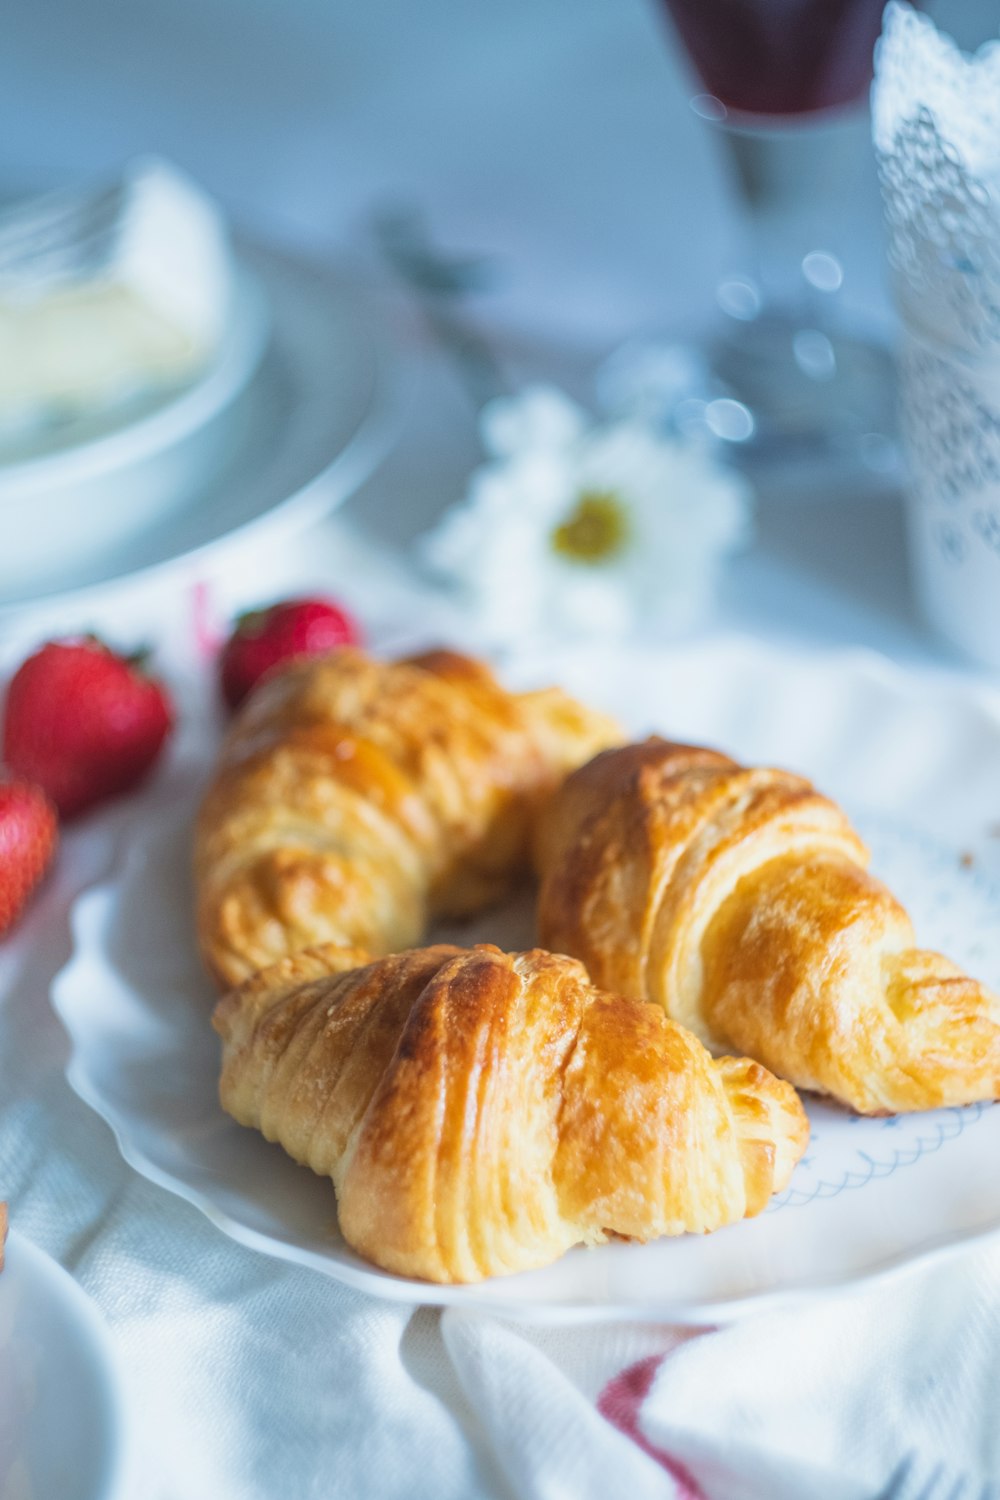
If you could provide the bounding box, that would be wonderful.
[0,778,58,935]
[2,638,174,819]
[219,596,362,710]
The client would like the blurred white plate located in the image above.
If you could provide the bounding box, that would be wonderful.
[0,270,269,597]
[0,239,392,619]
[0,270,270,596]
[51,639,1000,1323]
[0,1230,128,1500]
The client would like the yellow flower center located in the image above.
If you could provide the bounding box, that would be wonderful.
[551,491,629,565]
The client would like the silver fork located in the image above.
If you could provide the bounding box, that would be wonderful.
[0,179,126,286]
[372,201,508,411]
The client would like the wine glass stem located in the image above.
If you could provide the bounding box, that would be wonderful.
[717,118,853,314]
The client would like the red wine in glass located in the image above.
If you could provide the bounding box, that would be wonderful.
[661,0,891,118]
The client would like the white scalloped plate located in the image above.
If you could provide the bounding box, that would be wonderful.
[51,640,1000,1322]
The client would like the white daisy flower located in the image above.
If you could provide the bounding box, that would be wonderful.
[420,384,752,647]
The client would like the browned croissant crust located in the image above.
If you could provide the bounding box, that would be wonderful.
[195,648,621,988]
[213,942,809,1283]
[536,739,1000,1115]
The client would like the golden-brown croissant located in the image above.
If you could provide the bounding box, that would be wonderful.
[536,739,1000,1115]
[195,647,621,988]
[213,942,808,1283]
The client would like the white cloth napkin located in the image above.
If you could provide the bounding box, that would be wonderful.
[2,525,999,1500]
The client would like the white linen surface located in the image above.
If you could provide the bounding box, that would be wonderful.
[2,529,1000,1500]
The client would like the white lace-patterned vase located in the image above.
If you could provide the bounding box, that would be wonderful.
[874,3,1000,667]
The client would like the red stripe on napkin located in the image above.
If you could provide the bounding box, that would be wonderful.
[597,1354,707,1500]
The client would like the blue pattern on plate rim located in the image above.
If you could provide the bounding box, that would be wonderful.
[766,809,1000,1214]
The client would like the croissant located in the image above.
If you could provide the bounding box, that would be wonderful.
[213,942,808,1283]
[195,647,621,988]
[536,739,1000,1115]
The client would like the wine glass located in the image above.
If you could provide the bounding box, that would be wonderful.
[659,0,898,476]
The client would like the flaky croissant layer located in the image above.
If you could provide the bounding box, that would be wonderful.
[195,648,621,989]
[213,943,809,1283]
[537,739,1000,1115]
